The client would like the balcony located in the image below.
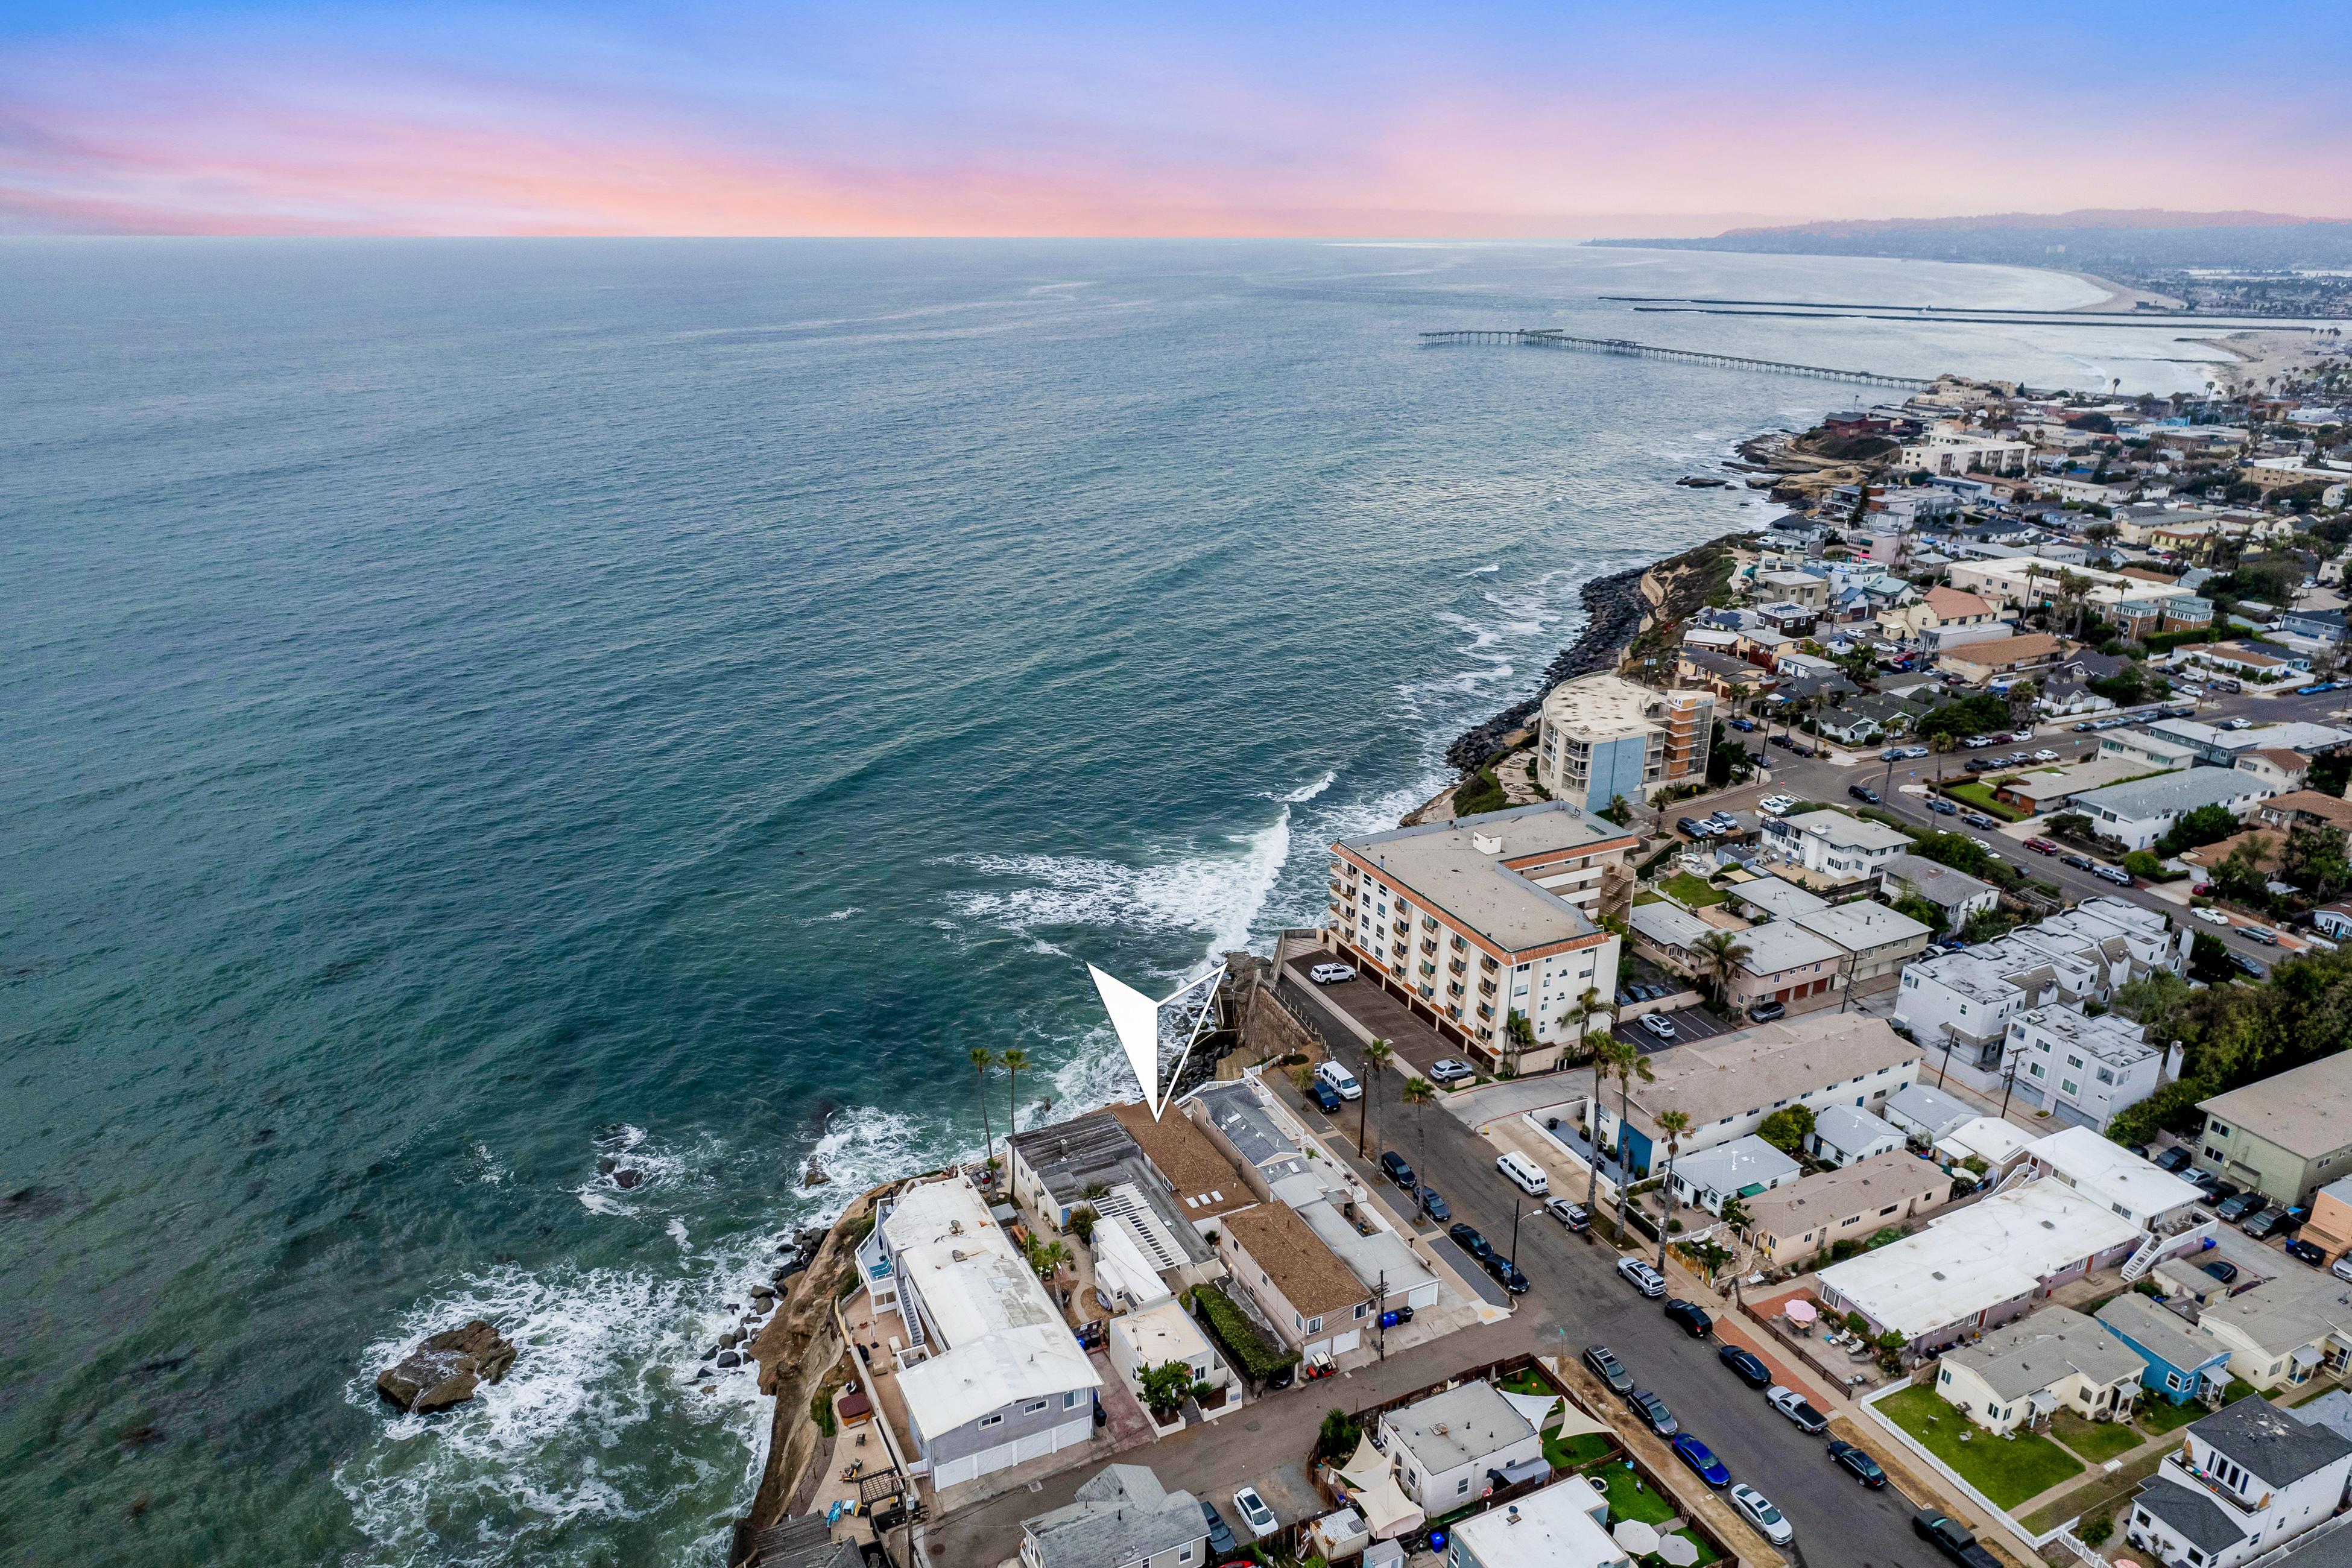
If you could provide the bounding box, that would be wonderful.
[1420,961,1437,978]
[1477,1003,1495,1020]
[1479,979,1497,997]
[1449,959,1466,976]
[2159,1453,2269,1517]
[1422,915,1438,931]
[1448,981,1464,998]
[1421,939,1438,956]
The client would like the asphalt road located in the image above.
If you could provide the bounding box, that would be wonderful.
[1284,985,1943,1568]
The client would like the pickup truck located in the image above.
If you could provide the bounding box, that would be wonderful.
[1914,1511,2003,1568]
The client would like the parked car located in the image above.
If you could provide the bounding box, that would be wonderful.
[1545,1197,1590,1231]
[1848,784,1880,805]
[1664,1298,1714,1338]
[1495,1150,1548,1196]
[1673,1435,1731,1488]
[2202,1259,2239,1285]
[1418,1187,1450,1222]
[2243,1207,2291,1240]
[1747,1000,1786,1022]
[1307,962,1356,984]
[1961,811,1996,830]
[1313,1061,1362,1101]
[1731,1485,1794,1547]
[2193,1174,2240,1203]
[1639,1013,1678,1041]
[2232,952,2268,979]
[1718,1345,1771,1388]
[1769,1385,1829,1434]
[1677,817,1716,839]
[2154,1146,2194,1173]
[1448,1222,1493,1263]
[2025,837,2057,854]
[2246,926,2280,946]
[2093,864,2135,886]
[1232,1487,1277,1539]
[2195,908,2233,926]
[1729,717,1758,732]
[1616,1257,1666,1297]
[2216,1191,2265,1223]
[1914,1511,2003,1568]
[1827,1440,1887,1488]
[1310,1080,1344,1113]
[1927,797,1958,816]
[1201,1500,1238,1558]
[1624,1388,1678,1437]
[1584,1344,1634,1394]
[1429,1057,1475,1086]
[1484,1253,1529,1294]
[1963,757,1994,774]
[2032,748,2061,762]
[1379,1151,1417,1190]
[1770,733,1794,749]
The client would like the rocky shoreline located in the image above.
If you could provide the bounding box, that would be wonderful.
[1443,561,1652,774]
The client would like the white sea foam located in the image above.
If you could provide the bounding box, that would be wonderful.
[1465,562,1500,575]
[947,806,1294,969]
[799,1105,925,1198]
[1280,770,1336,805]
[811,906,864,923]
[461,1142,509,1187]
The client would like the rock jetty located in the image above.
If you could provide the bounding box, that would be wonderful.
[376,1320,518,1414]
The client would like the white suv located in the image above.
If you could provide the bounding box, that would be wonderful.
[1616,1257,1666,1297]
[1307,962,1356,984]
[1313,1061,1362,1101]
[1639,1014,1678,1040]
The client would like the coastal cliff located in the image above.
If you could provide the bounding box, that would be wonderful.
[1441,530,1745,779]
[732,1181,893,1560]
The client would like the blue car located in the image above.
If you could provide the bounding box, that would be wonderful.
[1310,1080,1343,1112]
[1673,1434,1731,1488]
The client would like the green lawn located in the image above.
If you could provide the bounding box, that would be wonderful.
[1877,1383,2084,1508]
[1633,891,1663,906]
[2134,1396,2208,1436]
[1546,1427,1617,1468]
[2019,1446,2169,1535]
[1660,872,1724,907]
[1587,1461,1678,1525]
[1941,781,2029,821]
[2050,1411,2146,1463]
[1643,1529,1720,1568]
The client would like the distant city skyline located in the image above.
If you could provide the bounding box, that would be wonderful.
[4,0,2348,237]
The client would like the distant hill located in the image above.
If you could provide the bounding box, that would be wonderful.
[1593,209,2352,273]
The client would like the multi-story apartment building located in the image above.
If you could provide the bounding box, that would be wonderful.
[2003,1007,2167,1132]
[1892,897,2184,1094]
[1533,674,1712,812]
[2195,1055,2352,1207]
[1329,804,1634,1073]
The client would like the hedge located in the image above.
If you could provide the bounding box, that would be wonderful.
[1193,1284,1297,1383]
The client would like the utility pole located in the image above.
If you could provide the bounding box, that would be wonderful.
[1510,1195,1523,1264]
[1377,1268,1388,1362]
[1998,1038,2027,1121]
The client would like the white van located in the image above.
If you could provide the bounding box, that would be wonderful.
[1496,1150,1549,1196]
[1314,1061,1362,1101]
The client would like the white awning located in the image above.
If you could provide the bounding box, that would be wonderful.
[2294,1344,2324,1368]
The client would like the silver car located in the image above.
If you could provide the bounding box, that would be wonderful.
[1731,1484,1794,1546]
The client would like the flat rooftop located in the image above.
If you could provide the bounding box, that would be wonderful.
[1340,803,1623,954]
[2200,1055,2352,1159]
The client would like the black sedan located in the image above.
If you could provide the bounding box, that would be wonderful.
[1484,1253,1530,1294]
[1418,1187,1451,1223]
[1200,1501,1238,1558]
[2154,1146,2195,1174]
[1379,1151,1416,1190]
[1585,1344,1635,1394]
[1828,1440,1888,1488]
[1448,1222,1493,1262]
[1717,1345,1771,1388]
[1663,1298,1714,1338]
[1624,1388,1678,1437]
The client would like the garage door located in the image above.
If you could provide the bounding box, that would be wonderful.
[930,1453,976,1490]
[1405,1280,1441,1311]
[1331,1329,1362,1356]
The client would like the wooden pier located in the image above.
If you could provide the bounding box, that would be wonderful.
[1417,328,1930,389]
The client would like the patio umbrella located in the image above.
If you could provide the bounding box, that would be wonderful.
[1656,1534,1700,1566]
[1786,1299,1818,1325]
[1614,1520,1662,1555]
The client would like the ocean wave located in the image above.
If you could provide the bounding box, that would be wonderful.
[946,809,1294,967]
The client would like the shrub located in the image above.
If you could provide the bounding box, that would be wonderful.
[1066,1205,1098,1243]
[1194,1283,1298,1384]
[2079,1514,2115,1547]
[2122,850,2166,880]
[811,1389,837,1438]
[1844,1311,1870,1336]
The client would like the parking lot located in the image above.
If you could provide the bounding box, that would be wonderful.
[1613,1003,1728,1054]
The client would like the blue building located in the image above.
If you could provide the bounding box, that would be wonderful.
[2098,1291,2231,1405]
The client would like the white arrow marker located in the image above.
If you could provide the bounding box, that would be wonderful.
[1088,962,1225,1121]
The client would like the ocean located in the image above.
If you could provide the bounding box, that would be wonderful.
[0,238,2220,1566]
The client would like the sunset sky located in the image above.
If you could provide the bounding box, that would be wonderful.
[4,1,2349,237]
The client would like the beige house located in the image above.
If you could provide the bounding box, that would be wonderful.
[1933,1306,2144,1434]
[1216,1202,1373,1361]
[2196,1055,2352,1206]
[1737,1148,1951,1269]
[1878,586,2000,642]
[1939,631,2069,683]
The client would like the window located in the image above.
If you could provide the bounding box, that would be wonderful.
[1355,1303,1368,1320]
[1064,1391,1083,1409]
[978,1413,1004,1430]
[2210,1124,2232,1138]
[2029,1063,2046,1079]
[1023,1399,1048,1414]
[1180,1549,1195,1565]
[1457,1478,1472,1496]
[2067,1055,2084,1070]
[1307,1316,1323,1334]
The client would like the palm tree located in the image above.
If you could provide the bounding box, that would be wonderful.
[1585,1034,1625,1218]
[1359,1037,1394,1156]
[969,1046,1001,1181]
[1929,732,1956,791]
[1001,1046,1032,1150]
[1692,931,1751,1010]
[1715,1193,1753,1289]
[1608,1040,1657,1242]
[1655,1110,1693,1272]
[1400,1075,1435,1180]
[1556,987,1608,1063]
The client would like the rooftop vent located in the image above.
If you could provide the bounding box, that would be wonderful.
[1472,831,1503,855]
